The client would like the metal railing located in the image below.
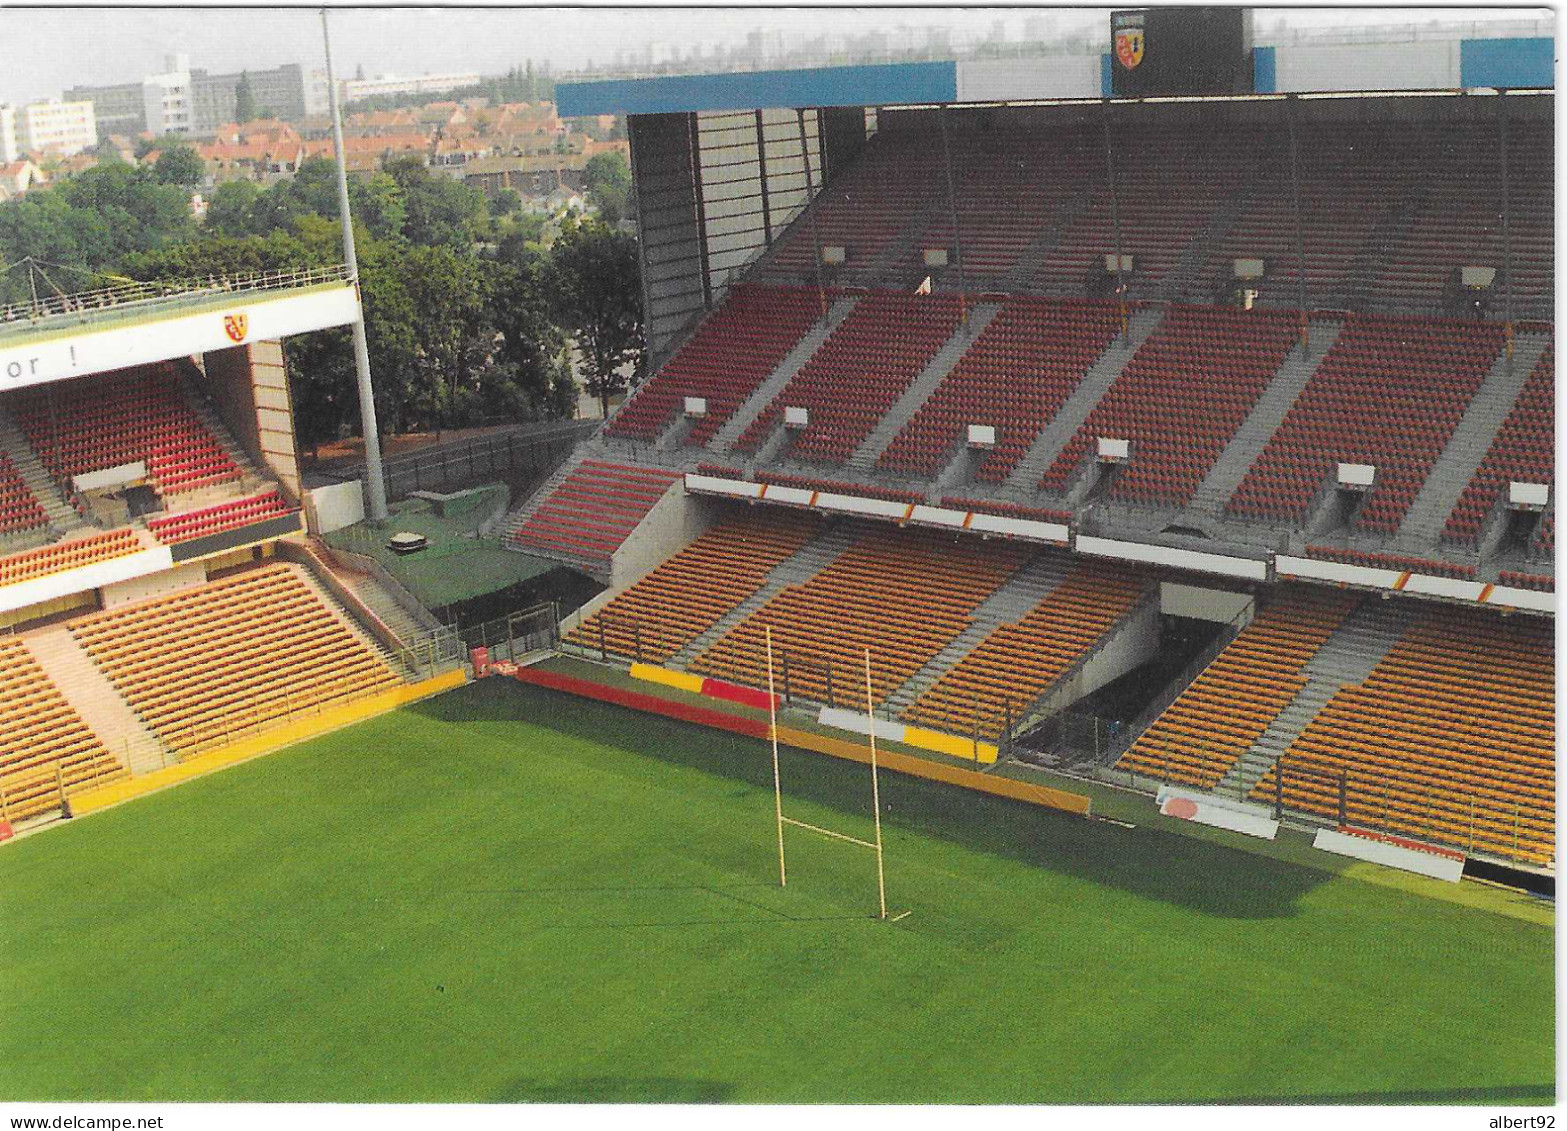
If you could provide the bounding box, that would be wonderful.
[351,421,597,504]
[0,265,352,329]
[461,602,561,664]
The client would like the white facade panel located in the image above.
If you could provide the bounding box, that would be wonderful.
[955,56,1102,102]
[1274,41,1459,93]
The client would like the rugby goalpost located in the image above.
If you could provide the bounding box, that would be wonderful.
[763,625,902,921]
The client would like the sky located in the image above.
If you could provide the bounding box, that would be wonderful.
[0,3,1549,106]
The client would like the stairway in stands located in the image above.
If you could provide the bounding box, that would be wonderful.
[290,563,418,682]
[1186,318,1346,519]
[305,538,438,650]
[0,404,82,537]
[1214,596,1416,799]
[21,624,168,775]
[668,520,859,668]
[1394,331,1554,549]
[1000,306,1165,498]
[708,296,860,454]
[881,551,1071,717]
[171,362,270,493]
[844,302,1004,472]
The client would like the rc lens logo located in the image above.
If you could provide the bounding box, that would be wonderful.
[223,312,248,343]
[1113,12,1145,71]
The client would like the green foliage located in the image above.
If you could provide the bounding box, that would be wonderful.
[582,150,632,226]
[545,217,643,417]
[204,180,262,236]
[154,144,205,187]
[384,157,488,249]
[234,71,257,125]
[491,188,522,216]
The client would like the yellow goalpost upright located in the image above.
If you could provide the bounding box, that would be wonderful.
[763,625,895,921]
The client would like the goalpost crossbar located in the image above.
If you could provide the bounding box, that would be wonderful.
[781,816,878,852]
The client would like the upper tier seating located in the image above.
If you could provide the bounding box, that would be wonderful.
[0,454,48,537]
[1528,510,1553,561]
[1034,127,1253,296]
[10,363,241,497]
[902,564,1148,739]
[606,285,825,444]
[0,637,126,822]
[1444,342,1554,545]
[0,529,141,588]
[899,126,1103,283]
[70,564,402,752]
[1305,546,1476,580]
[734,292,963,463]
[941,497,1072,525]
[690,524,1028,706]
[1250,606,1554,865]
[146,491,298,546]
[765,131,944,280]
[565,510,820,662]
[1225,315,1504,533]
[509,461,682,563]
[1375,121,1554,317]
[755,470,924,504]
[1037,306,1299,504]
[1116,588,1357,790]
[875,297,1121,481]
[1196,123,1431,307]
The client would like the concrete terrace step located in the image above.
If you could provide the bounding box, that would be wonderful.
[21,623,169,775]
[1001,306,1166,499]
[708,296,859,454]
[1395,332,1553,548]
[0,404,82,535]
[845,302,1004,472]
[289,562,413,682]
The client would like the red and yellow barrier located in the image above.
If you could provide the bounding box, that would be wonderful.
[629,663,780,711]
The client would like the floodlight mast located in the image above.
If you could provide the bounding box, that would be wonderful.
[321,7,389,523]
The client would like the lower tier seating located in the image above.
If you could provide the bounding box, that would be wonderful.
[0,454,48,536]
[146,490,297,546]
[565,510,821,662]
[69,564,403,752]
[902,564,1148,740]
[509,461,682,562]
[690,524,1028,706]
[1116,588,1358,789]
[0,637,126,822]
[1249,606,1554,865]
[0,529,142,588]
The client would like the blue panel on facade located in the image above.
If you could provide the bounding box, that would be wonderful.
[1252,46,1276,94]
[1460,37,1555,89]
[556,61,958,116]
[1101,53,1113,97]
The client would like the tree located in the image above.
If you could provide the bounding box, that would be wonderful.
[545,218,643,419]
[154,143,205,187]
[384,156,487,249]
[583,150,631,226]
[234,71,257,124]
[205,179,261,236]
[491,188,522,217]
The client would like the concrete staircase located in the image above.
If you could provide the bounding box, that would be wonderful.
[844,302,1002,472]
[1157,183,1251,304]
[669,519,860,668]
[488,447,591,541]
[709,295,859,453]
[997,194,1094,293]
[21,625,169,775]
[172,363,269,491]
[882,552,1073,717]
[1394,332,1553,548]
[290,562,416,681]
[1187,319,1346,519]
[307,539,433,649]
[1000,306,1165,498]
[1215,596,1416,799]
[0,404,82,535]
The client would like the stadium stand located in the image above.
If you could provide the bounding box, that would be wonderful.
[68,564,403,752]
[1444,342,1554,544]
[9,363,242,498]
[690,524,1028,704]
[755,469,924,503]
[0,529,142,587]
[146,490,298,546]
[508,460,681,563]
[940,497,1073,525]
[0,636,127,821]
[1251,605,1553,864]
[565,510,821,662]
[1224,315,1505,531]
[606,284,826,444]
[902,564,1148,738]
[1304,546,1478,579]
[1116,588,1358,789]
[734,292,964,462]
[1036,305,1299,503]
[0,453,49,536]
[875,297,1122,481]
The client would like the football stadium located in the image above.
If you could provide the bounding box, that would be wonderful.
[0,10,1556,1106]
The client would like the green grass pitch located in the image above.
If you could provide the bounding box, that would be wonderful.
[0,678,1552,1103]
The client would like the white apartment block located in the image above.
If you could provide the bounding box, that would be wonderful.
[143,54,193,136]
[0,105,16,164]
[342,72,481,103]
[15,99,97,157]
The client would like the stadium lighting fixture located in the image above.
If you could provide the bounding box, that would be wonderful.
[321,7,390,523]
